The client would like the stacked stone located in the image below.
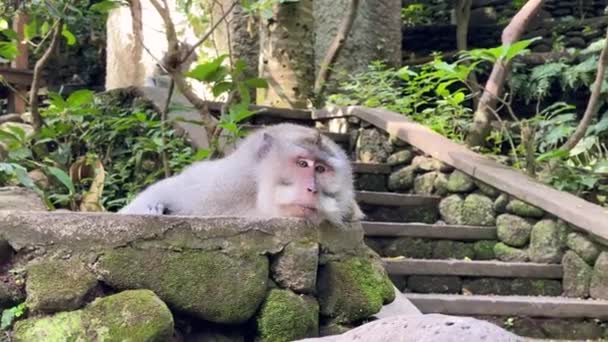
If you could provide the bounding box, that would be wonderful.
[349,126,607,304]
[0,211,395,341]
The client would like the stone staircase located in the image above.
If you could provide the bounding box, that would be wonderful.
[348,143,608,340]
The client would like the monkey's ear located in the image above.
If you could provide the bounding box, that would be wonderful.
[256,133,274,159]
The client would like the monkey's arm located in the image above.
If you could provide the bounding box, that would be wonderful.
[118,179,177,215]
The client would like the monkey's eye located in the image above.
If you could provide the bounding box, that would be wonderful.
[297,159,309,168]
[315,165,326,173]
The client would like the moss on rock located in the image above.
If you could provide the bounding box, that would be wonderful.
[256,289,319,342]
[506,199,544,218]
[438,195,464,225]
[432,241,475,260]
[494,242,529,262]
[461,194,496,226]
[473,240,497,260]
[496,214,532,247]
[446,170,475,193]
[318,257,394,324]
[13,289,173,342]
[26,259,98,313]
[528,220,564,264]
[95,248,268,324]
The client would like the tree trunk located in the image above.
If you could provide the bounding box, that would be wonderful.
[455,0,472,51]
[257,0,314,109]
[466,0,545,147]
[560,26,608,151]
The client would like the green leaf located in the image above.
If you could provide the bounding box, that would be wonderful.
[244,77,269,88]
[186,55,228,82]
[212,81,233,97]
[0,42,18,60]
[46,166,75,194]
[66,90,94,107]
[91,0,125,13]
[192,149,211,161]
[503,37,539,60]
[48,93,67,110]
[593,160,608,174]
[61,25,77,46]
[570,136,596,156]
[1,309,15,330]
[0,19,8,31]
[24,18,38,41]
[536,149,569,162]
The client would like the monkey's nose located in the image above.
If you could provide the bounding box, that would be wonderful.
[307,187,318,194]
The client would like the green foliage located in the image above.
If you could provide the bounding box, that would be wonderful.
[401,4,432,27]
[1,303,27,330]
[0,90,197,211]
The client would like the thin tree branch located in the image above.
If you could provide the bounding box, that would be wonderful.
[560,28,608,151]
[313,0,359,96]
[181,1,238,64]
[30,19,63,133]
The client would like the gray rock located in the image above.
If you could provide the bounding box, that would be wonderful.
[433,172,449,196]
[432,241,475,260]
[438,195,464,225]
[26,259,98,313]
[387,150,414,166]
[0,187,47,211]
[528,219,564,264]
[408,276,462,294]
[411,156,452,172]
[566,233,600,264]
[474,180,500,198]
[562,250,592,298]
[506,199,544,218]
[271,241,319,294]
[356,128,392,163]
[590,252,608,300]
[14,290,174,341]
[388,165,417,191]
[295,314,524,342]
[413,172,437,195]
[373,286,421,319]
[384,238,434,259]
[463,278,511,295]
[493,194,510,213]
[496,214,532,247]
[446,170,475,193]
[473,240,497,260]
[461,194,496,226]
[494,243,529,262]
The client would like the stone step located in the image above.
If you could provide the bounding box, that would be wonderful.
[355,191,441,207]
[404,293,608,319]
[363,222,496,240]
[384,258,563,279]
[352,162,391,174]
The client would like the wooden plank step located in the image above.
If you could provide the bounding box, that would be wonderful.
[363,222,496,240]
[240,124,349,143]
[384,258,563,279]
[352,162,391,174]
[356,191,440,207]
[404,293,608,319]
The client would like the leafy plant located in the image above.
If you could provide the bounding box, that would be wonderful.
[0,303,27,330]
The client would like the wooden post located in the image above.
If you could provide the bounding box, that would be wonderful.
[8,12,28,114]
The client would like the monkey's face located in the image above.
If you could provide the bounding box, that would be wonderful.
[264,142,354,226]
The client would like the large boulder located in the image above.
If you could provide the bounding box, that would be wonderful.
[14,290,174,341]
[95,248,269,324]
[317,256,395,323]
[590,252,608,300]
[528,220,564,264]
[562,251,592,298]
[256,289,319,341]
[496,214,532,247]
[295,314,524,342]
[0,187,46,211]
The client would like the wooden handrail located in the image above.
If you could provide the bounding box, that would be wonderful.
[313,105,608,243]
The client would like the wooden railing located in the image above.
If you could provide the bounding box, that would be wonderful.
[313,105,608,243]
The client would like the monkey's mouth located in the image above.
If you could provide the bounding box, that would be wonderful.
[282,204,318,218]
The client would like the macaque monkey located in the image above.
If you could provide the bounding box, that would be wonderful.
[119,123,364,227]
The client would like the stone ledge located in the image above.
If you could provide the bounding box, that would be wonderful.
[385,258,563,279]
[363,222,497,240]
[355,191,441,207]
[405,293,608,319]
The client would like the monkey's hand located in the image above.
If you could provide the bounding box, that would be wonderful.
[145,203,171,215]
